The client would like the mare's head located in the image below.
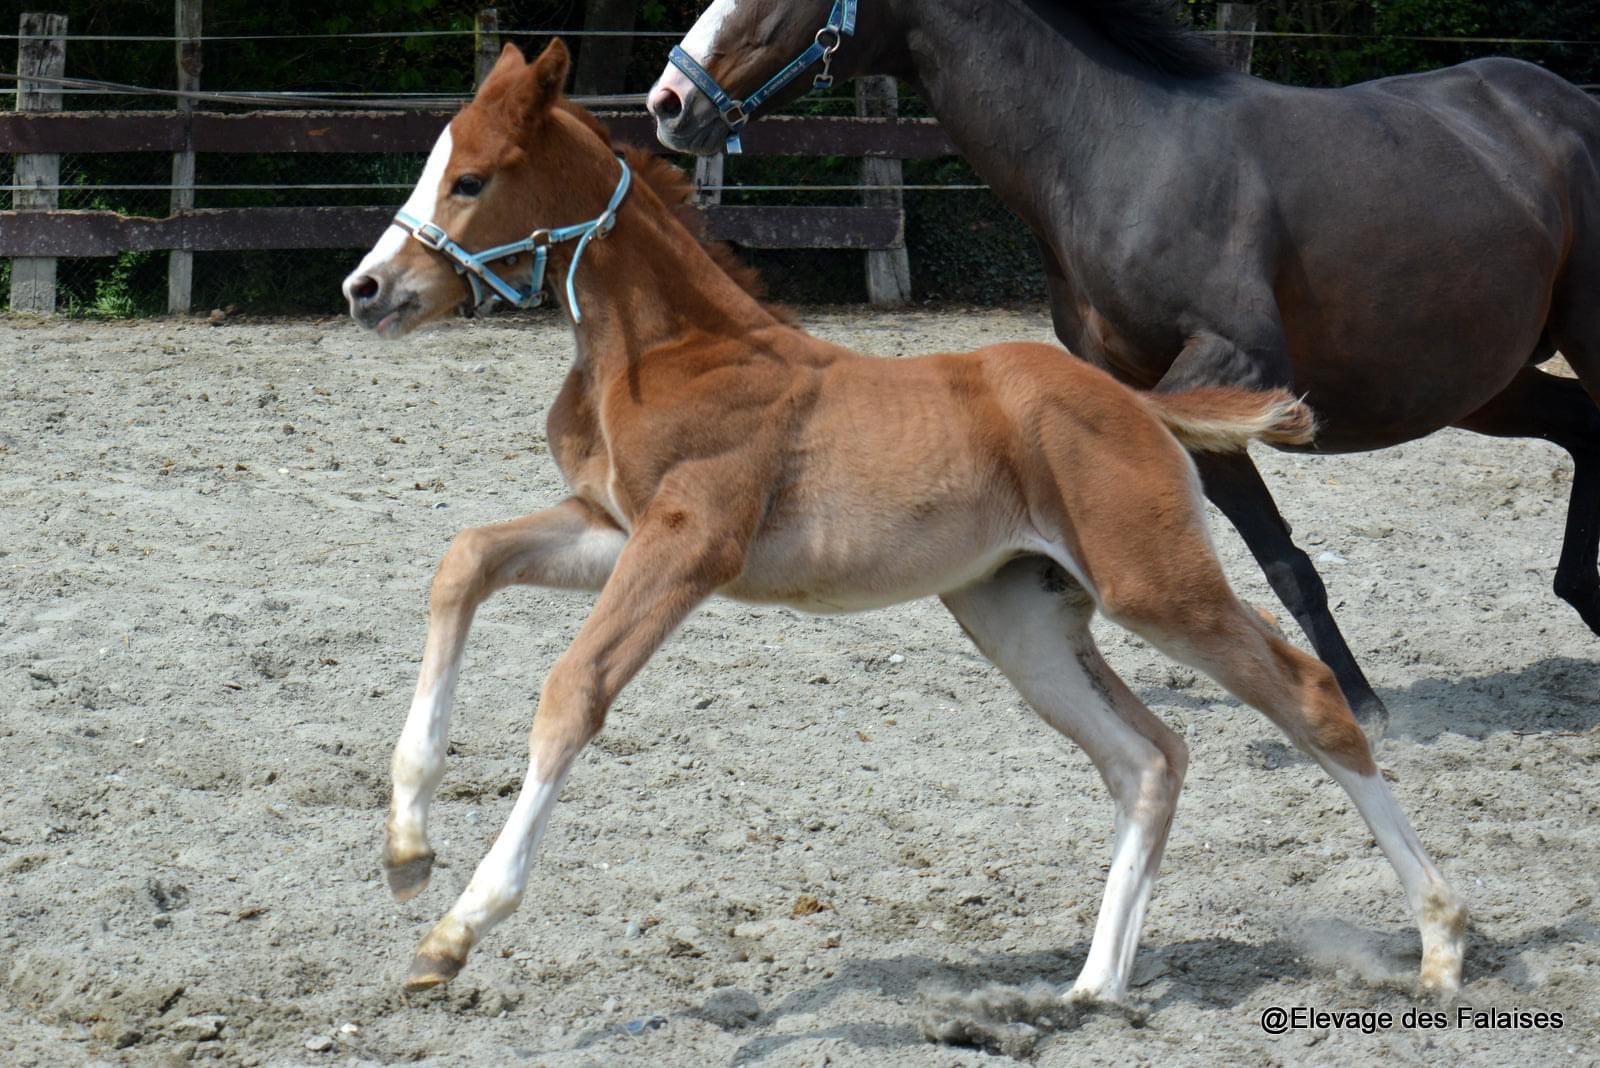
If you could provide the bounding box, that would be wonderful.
[649,0,871,155]
[343,39,619,337]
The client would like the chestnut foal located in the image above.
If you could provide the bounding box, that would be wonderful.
[342,40,1466,1003]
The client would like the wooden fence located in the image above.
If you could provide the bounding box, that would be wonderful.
[1,6,960,313]
[1,4,1284,314]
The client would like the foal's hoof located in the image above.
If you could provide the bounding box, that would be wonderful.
[1064,988,1146,1027]
[402,950,464,993]
[384,850,436,902]
[1419,889,1468,1000]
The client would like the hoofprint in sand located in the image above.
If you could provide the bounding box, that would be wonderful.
[1,310,1596,1066]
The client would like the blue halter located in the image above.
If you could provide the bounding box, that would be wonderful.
[668,0,858,154]
[391,155,632,324]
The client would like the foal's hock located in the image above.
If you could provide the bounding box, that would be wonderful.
[343,39,1466,1004]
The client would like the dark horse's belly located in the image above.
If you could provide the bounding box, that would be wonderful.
[1055,58,1584,457]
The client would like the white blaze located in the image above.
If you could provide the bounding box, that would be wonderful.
[680,0,743,64]
[345,125,455,287]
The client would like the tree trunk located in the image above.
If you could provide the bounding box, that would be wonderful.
[571,0,636,99]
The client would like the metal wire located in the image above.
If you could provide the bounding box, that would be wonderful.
[0,29,689,42]
[702,183,989,192]
[0,71,645,110]
[0,183,418,192]
[0,28,1596,46]
[1,182,991,194]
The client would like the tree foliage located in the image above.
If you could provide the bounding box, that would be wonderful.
[1188,0,1600,87]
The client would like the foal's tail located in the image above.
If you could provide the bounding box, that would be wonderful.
[1145,387,1316,452]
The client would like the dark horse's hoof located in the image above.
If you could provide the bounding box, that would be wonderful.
[1349,690,1390,742]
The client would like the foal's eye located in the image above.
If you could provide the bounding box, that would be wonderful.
[451,175,485,197]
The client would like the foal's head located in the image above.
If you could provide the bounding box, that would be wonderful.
[343,40,620,337]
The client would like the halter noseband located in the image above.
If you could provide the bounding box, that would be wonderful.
[668,0,858,154]
[390,155,632,324]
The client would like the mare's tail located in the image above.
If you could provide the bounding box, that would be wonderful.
[1144,388,1316,452]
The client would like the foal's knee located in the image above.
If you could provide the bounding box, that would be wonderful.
[430,528,492,614]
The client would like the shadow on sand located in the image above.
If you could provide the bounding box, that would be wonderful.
[1376,655,1600,741]
[569,917,1594,1061]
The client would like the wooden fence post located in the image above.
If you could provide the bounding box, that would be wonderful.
[475,9,499,87]
[168,0,201,314]
[9,12,66,314]
[1216,3,1257,74]
[857,75,910,305]
[693,153,724,208]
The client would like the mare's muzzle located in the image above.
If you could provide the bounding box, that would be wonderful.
[666,0,858,154]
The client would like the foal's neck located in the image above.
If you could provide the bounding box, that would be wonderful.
[543,159,782,379]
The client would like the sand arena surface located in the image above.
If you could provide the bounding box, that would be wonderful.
[1,309,1597,1066]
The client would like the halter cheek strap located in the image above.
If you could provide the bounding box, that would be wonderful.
[391,155,632,324]
[669,0,858,154]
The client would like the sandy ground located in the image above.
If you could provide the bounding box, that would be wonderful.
[1,308,1597,1068]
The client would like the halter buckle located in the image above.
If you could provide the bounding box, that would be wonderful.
[412,220,450,251]
[721,100,748,129]
[528,228,552,248]
[815,26,842,53]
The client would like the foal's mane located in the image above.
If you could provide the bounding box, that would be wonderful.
[1020,0,1229,79]
[557,101,794,323]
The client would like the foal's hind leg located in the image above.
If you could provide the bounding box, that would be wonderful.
[1190,450,1390,737]
[1461,364,1600,632]
[384,499,625,901]
[1103,583,1467,994]
[942,557,1188,1005]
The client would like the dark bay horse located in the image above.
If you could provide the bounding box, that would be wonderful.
[341,40,1465,1001]
[648,0,1600,734]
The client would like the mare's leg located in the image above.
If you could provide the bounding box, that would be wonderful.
[403,503,747,990]
[941,557,1188,1005]
[385,498,626,901]
[1190,450,1388,734]
[1102,579,1466,995]
[1160,331,1389,736]
[1454,365,1600,632]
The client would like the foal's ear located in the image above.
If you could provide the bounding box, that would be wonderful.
[485,41,529,86]
[521,39,571,117]
[483,39,569,122]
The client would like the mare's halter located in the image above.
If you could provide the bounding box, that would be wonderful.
[390,155,632,324]
[668,0,858,154]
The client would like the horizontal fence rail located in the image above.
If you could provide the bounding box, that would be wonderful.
[0,204,905,256]
[0,110,945,260]
[0,110,955,157]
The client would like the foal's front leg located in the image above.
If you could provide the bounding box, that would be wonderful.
[403,504,748,990]
[385,499,626,901]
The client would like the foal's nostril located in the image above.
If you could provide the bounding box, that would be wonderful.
[648,85,683,121]
[351,275,380,304]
